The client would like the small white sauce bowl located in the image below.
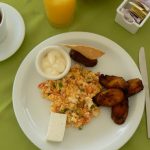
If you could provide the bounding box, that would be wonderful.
[35,45,71,80]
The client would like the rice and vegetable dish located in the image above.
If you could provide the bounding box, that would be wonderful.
[38,64,102,128]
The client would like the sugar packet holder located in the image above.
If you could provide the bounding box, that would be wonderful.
[115,0,150,34]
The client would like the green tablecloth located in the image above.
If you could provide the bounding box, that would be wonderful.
[0,0,150,149]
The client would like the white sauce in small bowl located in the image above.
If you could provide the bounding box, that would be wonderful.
[35,45,71,80]
[41,50,66,76]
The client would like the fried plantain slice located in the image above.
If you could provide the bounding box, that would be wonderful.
[99,74,128,90]
[111,98,128,125]
[93,88,125,107]
[126,78,144,97]
[69,49,97,67]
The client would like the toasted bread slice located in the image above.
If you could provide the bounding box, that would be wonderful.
[63,44,104,60]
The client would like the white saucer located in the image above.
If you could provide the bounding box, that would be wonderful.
[0,3,25,61]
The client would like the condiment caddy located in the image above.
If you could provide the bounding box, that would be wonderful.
[115,0,150,33]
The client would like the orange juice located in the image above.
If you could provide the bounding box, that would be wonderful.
[43,0,76,27]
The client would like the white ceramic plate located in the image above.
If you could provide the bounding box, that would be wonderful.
[13,32,145,150]
[0,2,25,61]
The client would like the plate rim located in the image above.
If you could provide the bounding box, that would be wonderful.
[12,31,145,150]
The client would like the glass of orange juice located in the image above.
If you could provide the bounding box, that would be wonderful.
[43,0,76,27]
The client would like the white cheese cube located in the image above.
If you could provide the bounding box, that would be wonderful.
[47,112,67,142]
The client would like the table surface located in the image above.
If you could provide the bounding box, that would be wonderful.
[0,0,150,150]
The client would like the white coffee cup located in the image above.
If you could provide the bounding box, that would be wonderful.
[0,7,7,43]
